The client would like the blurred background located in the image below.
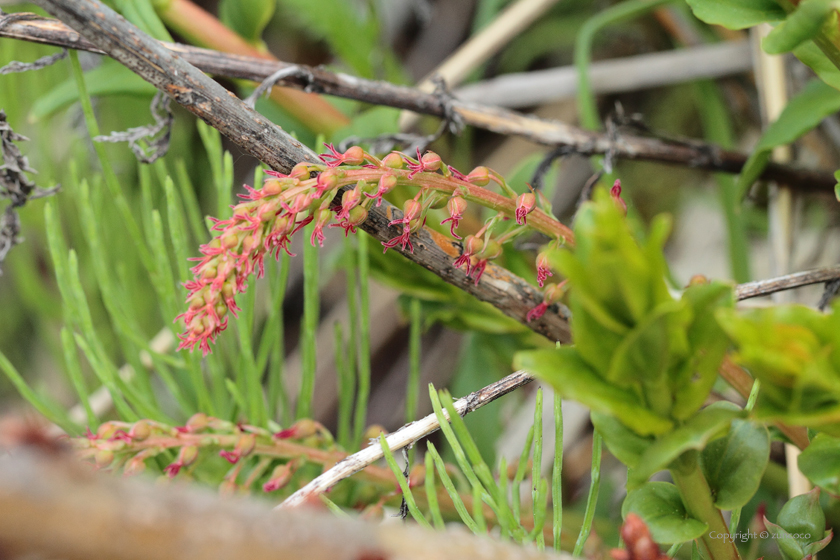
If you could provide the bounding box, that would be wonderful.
[1,0,839,553]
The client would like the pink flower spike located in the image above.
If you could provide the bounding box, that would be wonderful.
[611,179,627,215]
[526,303,548,322]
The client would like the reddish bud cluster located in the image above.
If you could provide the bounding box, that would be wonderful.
[176,145,578,354]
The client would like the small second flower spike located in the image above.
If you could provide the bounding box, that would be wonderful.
[611,179,627,216]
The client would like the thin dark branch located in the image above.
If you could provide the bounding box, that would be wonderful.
[31,0,572,344]
[734,265,840,301]
[1,11,836,194]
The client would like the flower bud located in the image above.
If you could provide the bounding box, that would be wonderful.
[467,166,490,186]
[403,198,422,223]
[289,163,311,180]
[463,235,484,255]
[129,420,151,442]
[124,456,147,476]
[95,449,115,468]
[421,151,442,171]
[382,152,405,169]
[263,462,296,492]
[342,146,365,166]
[262,179,284,196]
[186,413,209,432]
[515,191,536,225]
[346,206,368,226]
[96,422,121,440]
[274,418,318,440]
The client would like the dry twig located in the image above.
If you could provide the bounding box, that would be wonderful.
[280,370,535,509]
[734,264,840,301]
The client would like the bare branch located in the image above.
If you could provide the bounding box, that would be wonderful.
[734,265,840,301]
[0,47,66,74]
[280,370,535,509]
[1,11,836,193]
[93,91,173,163]
[0,445,574,560]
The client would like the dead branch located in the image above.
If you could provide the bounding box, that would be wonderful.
[0,444,573,560]
[734,264,840,301]
[1,11,836,193]
[31,0,572,344]
[280,370,535,509]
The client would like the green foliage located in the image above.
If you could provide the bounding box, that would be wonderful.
[515,190,734,440]
[763,0,837,54]
[684,0,785,29]
[717,301,840,435]
[765,489,833,560]
[622,482,709,544]
[218,0,275,44]
[627,402,743,487]
[798,433,840,494]
[701,419,770,510]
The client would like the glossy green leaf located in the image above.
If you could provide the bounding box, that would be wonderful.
[701,419,770,510]
[794,40,840,90]
[277,0,381,79]
[219,0,275,43]
[514,346,674,436]
[30,59,156,121]
[764,0,835,54]
[629,402,743,485]
[765,519,806,560]
[671,282,734,419]
[590,411,653,469]
[777,488,826,544]
[606,299,687,388]
[798,433,840,494]
[622,482,709,544]
[685,0,786,29]
[736,79,840,198]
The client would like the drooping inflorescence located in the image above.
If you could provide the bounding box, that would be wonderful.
[176,145,578,354]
